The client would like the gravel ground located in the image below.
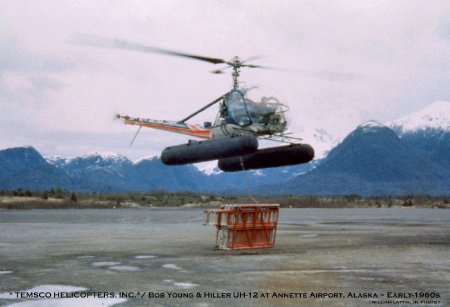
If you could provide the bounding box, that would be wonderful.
[0,208,449,306]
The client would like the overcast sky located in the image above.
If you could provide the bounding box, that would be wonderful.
[2,0,450,160]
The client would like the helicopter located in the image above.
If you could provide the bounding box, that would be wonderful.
[76,37,314,171]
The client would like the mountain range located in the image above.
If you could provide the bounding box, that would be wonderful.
[265,120,449,195]
[0,147,314,194]
[1,101,449,196]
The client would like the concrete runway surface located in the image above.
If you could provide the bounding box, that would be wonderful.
[0,208,449,306]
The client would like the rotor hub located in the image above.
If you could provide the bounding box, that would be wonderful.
[230,56,242,89]
[230,56,241,67]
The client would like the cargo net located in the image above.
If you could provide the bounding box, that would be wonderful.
[204,204,279,250]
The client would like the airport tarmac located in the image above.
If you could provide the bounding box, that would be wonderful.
[0,208,449,306]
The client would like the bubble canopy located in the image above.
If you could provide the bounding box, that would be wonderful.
[224,86,289,133]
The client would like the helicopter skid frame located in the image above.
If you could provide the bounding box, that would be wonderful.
[259,133,303,144]
[232,127,303,144]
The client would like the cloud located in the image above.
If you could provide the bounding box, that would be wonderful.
[0,32,72,76]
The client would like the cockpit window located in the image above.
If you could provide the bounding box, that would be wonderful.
[226,90,252,127]
[241,86,289,132]
[246,97,278,125]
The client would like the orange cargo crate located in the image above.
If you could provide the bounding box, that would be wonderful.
[204,204,279,250]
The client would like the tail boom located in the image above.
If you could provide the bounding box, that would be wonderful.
[117,114,212,139]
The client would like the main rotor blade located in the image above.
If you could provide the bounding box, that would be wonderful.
[211,66,230,74]
[242,55,265,63]
[242,63,298,73]
[70,35,227,65]
[242,63,276,69]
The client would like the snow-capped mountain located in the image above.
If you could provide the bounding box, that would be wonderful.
[300,126,341,159]
[387,100,450,135]
[293,100,450,161]
[46,156,71,168]
[386,101,450,169]
[195,161,222,175]
[357,120,387,133]
[48,152,131,168]
[265,119,449,196]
